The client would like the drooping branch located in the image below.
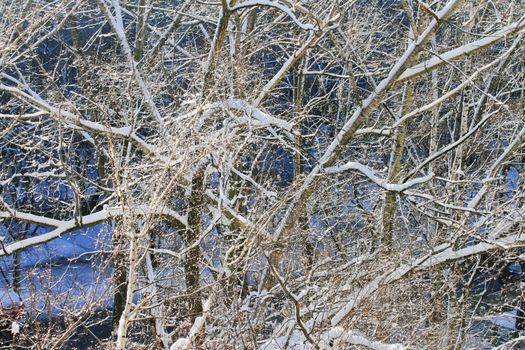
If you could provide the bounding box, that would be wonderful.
[229,0,318,31]
[324,161,433,192]
[0,81,169,163]
[0,206,187,256]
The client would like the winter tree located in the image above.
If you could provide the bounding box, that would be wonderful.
[0,0,524,349]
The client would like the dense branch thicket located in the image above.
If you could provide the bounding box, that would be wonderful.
[0,0,524,349]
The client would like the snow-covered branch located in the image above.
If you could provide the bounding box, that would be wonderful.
[0,208,118,256]
[0,82,168,163]
[0,205,187,256]
[0,210,63,228]
[466,124,525,211]
[392,38,520,129]
[0,111,48,119]
[229,0,317,31]
[325,327,405,350]
[97,0,165,128]
[325,162,433,192]
[209,98,293,131]
[253,29,324,106]
[205,189,273,241]
[270,0,463,243]
[396,17,525,83]
[331,227,525,327]
[402,109,499,182]
[3,0,524,346]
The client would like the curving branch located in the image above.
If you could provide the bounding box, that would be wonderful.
[0,205,187,257]
[229,0,318,31]
[325,162,433,192]
[0,82,169,164]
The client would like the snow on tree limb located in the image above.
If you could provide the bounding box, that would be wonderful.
[229,0,317,31]
[466,124,525,211]
[97,0,165,128]
[269,0,464,244]
[392,37,521,129]
[3,0,524,347]
[0,206,187,256]
[218,98,293,131]
[325,162,433,192]
[333,328,406,350]
[0,210,63,228]
[396,16,525,84]
[0,82,168,163]
[253,29,325,106]
[0,209,117,256]
[330,222,525,327]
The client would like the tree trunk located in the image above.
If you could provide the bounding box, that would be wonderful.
[112,232,128,330]
[184,165,205,330]
[381,83,413,253]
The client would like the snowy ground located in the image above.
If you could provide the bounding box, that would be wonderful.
[0,224,112,316]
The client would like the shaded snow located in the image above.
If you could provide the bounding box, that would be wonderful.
[0,224,112,317]
[493,310,517,330]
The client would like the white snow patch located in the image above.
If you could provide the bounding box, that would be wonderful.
[493,310,517,330]
[11,321,20,335]
[170,338,190,350]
